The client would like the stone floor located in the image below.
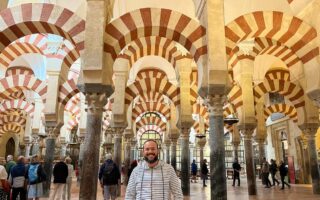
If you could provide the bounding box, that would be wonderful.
[43,178,319,200]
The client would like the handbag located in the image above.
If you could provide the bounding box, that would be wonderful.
[0,179,11,193]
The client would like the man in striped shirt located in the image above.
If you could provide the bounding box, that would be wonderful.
[125,139,183,200]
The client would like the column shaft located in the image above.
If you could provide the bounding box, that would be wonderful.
[166,145,170,164]
[209,114,227,199]
[79,94,106,200]
[180,134,190,195]
[43,136,56,197]
[243,135,257,195]
[258,142,265,166]
[171,142,177,171]
[307,137,320,194]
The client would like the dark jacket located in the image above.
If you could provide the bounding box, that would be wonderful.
[269,162,278,174]
[25,163,47,185]
[98,160,120,185]
[9,163,27,188]
[232,162,241,174]
[279,163,288,177]
[201,163,208,175]
[53,161,68,183]
[191,162,198,173]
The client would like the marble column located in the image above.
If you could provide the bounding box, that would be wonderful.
[169,135,179,171]
[31,135,39,156]
[197,137,206,163]
[79,93,107,200]
[78,136,85,185]
[113,128,124,197]
[256,139,266,166]
[130,138,137,162]
[43,125,59,197]
[123,131,132,185]
[164,139,171,164]
[302,138,312,183]
[25,143,31,157]
[302,124,320,194]
[239,125,257,195]
[232,141,240,161]
[180,127,191,195]
[206,95,227,199]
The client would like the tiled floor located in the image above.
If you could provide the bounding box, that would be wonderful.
[43,178,319,199]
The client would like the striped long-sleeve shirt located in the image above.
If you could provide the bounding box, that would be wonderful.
[125,160,183,200]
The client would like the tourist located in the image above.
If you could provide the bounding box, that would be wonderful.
[279,161,290,190]
[191,159,198,183]
[201,159,209,187]
[49,157,68,200]
[63,157,73,200]
[232,158,241,186]
[261,157,272,188]
[270,159,279,186]
[9,156,27,200]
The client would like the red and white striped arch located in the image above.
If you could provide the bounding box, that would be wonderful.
[265,68,291,81]
[66,115,79,131]
[0,3,85,52]
[64,93,80,115]
[5,66,34,76]
[228,38,302,72]
[0,123,22,134]
[104,8,207,70]
[61,48,80,80]
[0,42,43,70]
[125,77,180,106]
[193,103,208,121]
[0,75,47,103]
[136,116,166,132]
[58,79,79,106]
[192,121,209,134]
[0,99,34,117]
[223,103,237,118]
[227,85,243,110]
[136,91,166,104]
[0,114,26,125]
[253,79,305,108]
[132,102,170,121]
[264,103,298,123]
[225,11,318,63]
[118,36,184,69]
[136,124,163,138]
[135,68,168,81]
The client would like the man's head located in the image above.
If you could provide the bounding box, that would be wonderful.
[7,155,13,162]
[17,156,25,164]
[31,155,39,163]
[105,153,112,161]
[143,139,159,164]
[65,156,72,164]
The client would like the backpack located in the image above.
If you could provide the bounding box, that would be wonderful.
[28,164,39,184]
[103,162,114,182]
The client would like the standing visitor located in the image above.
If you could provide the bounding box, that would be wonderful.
[201,159,209,187]
[9,156,27,200]
[49,157,68,200]
[232,158,241,187]
[191,159,198,183]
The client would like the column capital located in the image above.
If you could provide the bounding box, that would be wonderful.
[238,123,256,139]
[231,140,240,147]
[78,136,85,144]
[85,92,108,114]
[169,133,179,144]
[197,137,207,147]
[299,123,319,140]
[205,94,226,116]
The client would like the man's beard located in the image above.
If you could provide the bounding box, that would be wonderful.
[144,154,159,164]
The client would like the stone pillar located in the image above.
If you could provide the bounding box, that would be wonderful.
[301,124,320,194]
[78,136,85,185]
[60,137,67,158]
[31,134,40,156]
[301,137,312,183]
[180,126,191,195]
[197,137,206,163]
[43,124,60,197]
[79,93,107,200]
[123,130,132,185]
[130,138,137,162]
[239,124,257,195]
[169,134,179,171]
[256,138,266,166]
[164,139,171,164]
[24,136,31,157]
[206,95,227,199]
[232,141,240,161]
[113,128,124,197]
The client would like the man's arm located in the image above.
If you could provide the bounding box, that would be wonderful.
[125,168,137,200]
[169,166,183,200]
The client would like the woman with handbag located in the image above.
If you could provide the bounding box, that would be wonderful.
[0,164,9,200]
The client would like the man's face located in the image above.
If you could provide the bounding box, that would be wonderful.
[143,141,159,164]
